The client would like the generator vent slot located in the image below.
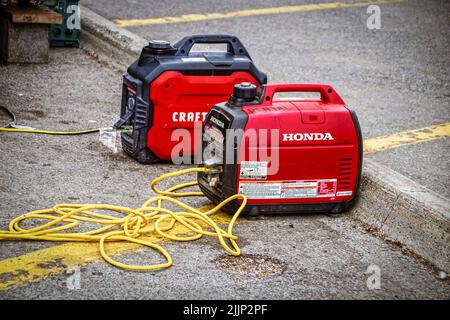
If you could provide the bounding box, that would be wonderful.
[133,104,148,129]
[122,137,134,155]
[337,158,352,191]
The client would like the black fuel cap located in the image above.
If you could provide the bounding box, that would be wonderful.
[233,82,257,100]
[148,40,172,50]
[142,40,177,56]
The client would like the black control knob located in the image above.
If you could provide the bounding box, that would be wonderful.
[232,82,257,100]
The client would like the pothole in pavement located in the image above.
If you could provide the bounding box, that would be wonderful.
[215,254,286,277]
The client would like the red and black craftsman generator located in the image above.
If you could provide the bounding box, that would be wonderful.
[115,35,267,163]
[199,83,363,215]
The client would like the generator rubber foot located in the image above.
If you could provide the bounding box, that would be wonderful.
[245,207,260,220]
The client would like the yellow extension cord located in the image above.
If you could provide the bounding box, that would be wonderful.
[0,127,100,135]
[0,167,247,271]
[0,104,103,135]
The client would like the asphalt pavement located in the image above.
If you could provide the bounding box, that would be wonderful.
[0,0,448,300]
[0,47,448,299]
[83,0,450,198]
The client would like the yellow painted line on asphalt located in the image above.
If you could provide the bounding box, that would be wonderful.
[0,242,137,292]
[114,0,405,27]
[364,122,450,154]
[1,121,448,292]
[0,206,232,291]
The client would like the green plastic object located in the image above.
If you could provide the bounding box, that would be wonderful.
[48,0,80,48]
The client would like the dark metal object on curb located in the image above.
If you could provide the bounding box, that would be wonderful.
[48,0,80,48]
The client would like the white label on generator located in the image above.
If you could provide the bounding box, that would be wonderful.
[336,191,353,197]
[240,161,268,179]
[238,182,281,199]
[238,179,337,199]
[181,57,207,62]
[280,181,318,199]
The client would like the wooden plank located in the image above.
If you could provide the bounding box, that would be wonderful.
[4,5,62,25]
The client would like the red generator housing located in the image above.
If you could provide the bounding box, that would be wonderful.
[198,83,363,215]
[115,35,267,163]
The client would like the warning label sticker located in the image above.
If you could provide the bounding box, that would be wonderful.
[238,179,337,199]
[317,179,338,198]
[240,161,268,180]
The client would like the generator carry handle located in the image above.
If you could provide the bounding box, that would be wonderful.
[262,84,345,105]
[174,35,252,59]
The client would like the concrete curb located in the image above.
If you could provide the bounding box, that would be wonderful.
[78,6,450,273]
[80,5,147,56]
[351,159,449,272]
[78,5,147,72]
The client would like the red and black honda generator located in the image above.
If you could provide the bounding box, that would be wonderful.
[198,83,363,215]
[114,35,267,163]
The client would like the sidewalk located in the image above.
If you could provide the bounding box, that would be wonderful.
[0,47,448,299]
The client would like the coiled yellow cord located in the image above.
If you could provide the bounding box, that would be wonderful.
[0,167,247,271]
